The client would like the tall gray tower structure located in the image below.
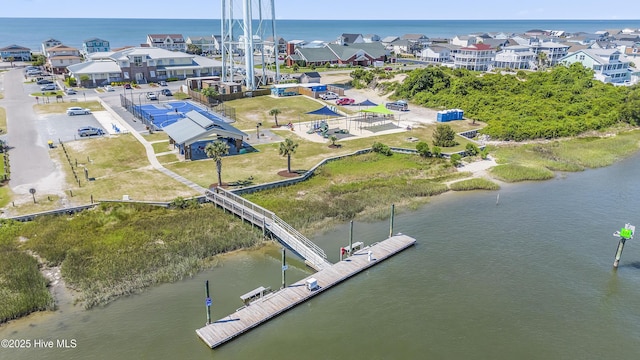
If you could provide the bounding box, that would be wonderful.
[220,0,280,91]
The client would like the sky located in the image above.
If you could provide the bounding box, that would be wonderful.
[2,0,640,20]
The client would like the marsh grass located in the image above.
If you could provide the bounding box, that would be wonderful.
[449,178,500,191]
[0,222,54,323]
[244,152,453,234]
[490,164,555,182]
[491,130,640,172]
[1,203,264,313]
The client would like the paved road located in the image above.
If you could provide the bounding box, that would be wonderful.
[0,68,63,196]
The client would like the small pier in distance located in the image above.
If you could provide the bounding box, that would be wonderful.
[196,234,416,349]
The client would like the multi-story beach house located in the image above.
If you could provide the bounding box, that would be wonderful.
[45,44,82,74]
[146,34,186,52]
[41,38,62,56]
[494,45,537,70]
[336,33,364,45]
[454,43,496,71]
[186,36,218,54]
[0,44,31,61]
[527,39,570,66]
[67,47,222,87]
[560,48,631,84]
[82,38,110,55]
[419,45,453,64]
[264,36,287,57]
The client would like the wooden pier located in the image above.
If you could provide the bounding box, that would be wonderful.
[196,234,416,349]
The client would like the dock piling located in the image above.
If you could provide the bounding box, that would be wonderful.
[349,220,353,258]
[389,204,395,238]
[612,223,634,269]
[205,280,212,325]
[281,247,287,289]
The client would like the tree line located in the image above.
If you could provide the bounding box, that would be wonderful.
[358,64,640,141]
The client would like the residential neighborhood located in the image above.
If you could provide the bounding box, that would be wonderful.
[2,27,640,86]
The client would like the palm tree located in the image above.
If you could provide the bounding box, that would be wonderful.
[269,108,281,127]
[204,140,230,187]
[279,138,298,173]
[537,51,548,70]
[7,56,14,68]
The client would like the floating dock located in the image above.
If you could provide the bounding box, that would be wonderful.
[196,234,416,349]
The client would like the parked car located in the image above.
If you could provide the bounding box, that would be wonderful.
[26,69,41,76]
[385,100,409,111]
[161,88,172,96]
[336,97,355,106]
[40,84,57,91]
[36,79,53,85]
[124,83,132,89]
[146,92,158,100]
[104,85,114,92]
[65,88,77,95]
[77,126,104,137]
[384,67,393,71]
[320,91,339,100]
[159,81,167,86]
[67,107,91,116]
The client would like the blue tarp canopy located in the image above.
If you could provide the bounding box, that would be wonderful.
[306,106,342,117]
[355,99,377,106]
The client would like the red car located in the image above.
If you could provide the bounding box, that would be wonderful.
[336,98,355,106]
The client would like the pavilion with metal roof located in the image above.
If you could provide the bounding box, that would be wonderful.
[163,110,247,160]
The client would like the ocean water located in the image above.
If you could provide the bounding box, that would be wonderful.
[1,18,640,53]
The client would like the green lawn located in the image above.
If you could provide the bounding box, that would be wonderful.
[0,107,6,134]
[34,101,103,114]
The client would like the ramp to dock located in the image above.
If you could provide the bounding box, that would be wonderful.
[205,189,331,270]
[196,234,416,349]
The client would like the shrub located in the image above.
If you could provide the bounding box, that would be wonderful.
[433,124,458,147]
[450,153,462,167]
[372,142,392,156]
[465,143,479,156]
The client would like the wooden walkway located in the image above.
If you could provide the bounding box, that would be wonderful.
[205,188,332,271]
[196,234,416,349]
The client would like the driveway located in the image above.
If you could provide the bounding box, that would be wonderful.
[0,68,67,203]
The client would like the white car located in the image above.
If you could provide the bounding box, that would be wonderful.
[66,107,91,116]
[146,92,158,100]
[104,85,114,92]
[320,91,339,100]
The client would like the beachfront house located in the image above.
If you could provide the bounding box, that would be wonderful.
[186,36,218,54]
[494,45,537,70]
[389,39,412,55]
[560,48,631,84]
[146,34,187,52]
[454,43,496,71]
[68,47,222,87]
[41,38,62,56]
[46,44,82,74]
[82,38,110,55]
[363,34,381,43]
[337,34,364,45]
[0,44,31,61]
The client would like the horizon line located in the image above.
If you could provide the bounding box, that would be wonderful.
[1,17,640,21]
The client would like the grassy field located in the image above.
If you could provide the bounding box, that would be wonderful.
[152,141,171,154]
[34,100,104,114]
[0,202,264,320]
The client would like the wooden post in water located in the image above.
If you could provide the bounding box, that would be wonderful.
[349,220,353,257]
[281,247,287,289]
[205,280,212,325]
[389,204,395,238]
[613,223,634,269]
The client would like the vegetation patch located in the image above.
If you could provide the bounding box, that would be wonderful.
[152,141,171,154]
[449,178,500,191]
[392,65,640,140]
[0,203,264,317]
[34,101,103,115]
[244,152,453,234]
[490,164,555,182]
[0,107,6,134]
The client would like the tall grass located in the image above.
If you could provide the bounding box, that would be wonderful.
[489,164,555,182]
[1,203,263,314]
[245,152,453,233]
[449,178,500,191]
[0,221,54,323]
